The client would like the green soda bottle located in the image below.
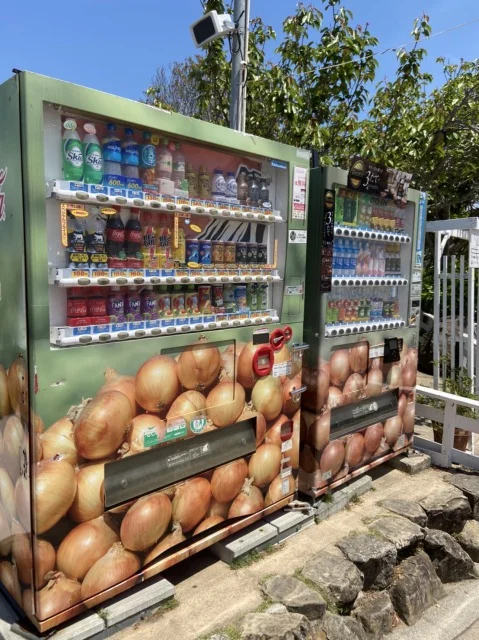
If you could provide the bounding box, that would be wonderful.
[62,119,84,181]
[83,123,103,184]
[247,283,258,311]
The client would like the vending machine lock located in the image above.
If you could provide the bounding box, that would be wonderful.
[253,346,274,377]
[383,337,402,364]
[289,385,307,404]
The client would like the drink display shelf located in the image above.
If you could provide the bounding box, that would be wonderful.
[325,319,406,337]
[334,225,411,243]
[48,180,282,224]
[331,276,408,287]
[51,310,279,347]
[49,267,280,287]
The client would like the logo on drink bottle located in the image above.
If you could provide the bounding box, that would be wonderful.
[65,141,83,167]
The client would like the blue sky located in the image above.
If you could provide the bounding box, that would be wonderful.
[1,0,478,101]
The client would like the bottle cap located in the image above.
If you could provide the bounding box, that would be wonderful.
[214,169,224,174]
[125,127,134,136]
[63,119,77,131]
[227,171,235,177]
[84,123,96,135]
[107,123,117,131]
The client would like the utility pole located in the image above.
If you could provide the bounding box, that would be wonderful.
[229,0,250,132]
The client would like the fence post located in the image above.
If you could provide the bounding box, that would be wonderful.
[440,399,456,467]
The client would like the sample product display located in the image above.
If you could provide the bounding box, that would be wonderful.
[0,71,309,631]
[301,165,426,498]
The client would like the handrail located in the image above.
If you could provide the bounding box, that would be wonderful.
[416,384,479,411]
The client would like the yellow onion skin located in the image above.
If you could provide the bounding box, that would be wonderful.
[206,382,245,428]
[177,346,221,391]
[74,391,132,460]
[12,521,56,588]
[7,356,27,419]
[291,410,302,469]
[3,415,24,483]
[81,543,140,603]
[30,571,83,620]
[229,484,264,518]
[135,355,180,413]
[319,440,345,477]
[0,561,22,605]
[384,416,403,445]
[265,414,290,447]
[40,426,79,466]
[166,391,207,432]
[120,493,172,552]
[345,433,365,468]
[307,412,331,452]
[143,524,186,567]
[300,444,320,473]
[127,414,167,455]
[249,443,282,488]
[237,342,264,389]
[0,503,11,556]
[98,368,137,416]
[265,473,295,507]
[206,498,231,519]
[32,458,77,534]
[403,402,415,435]
[0,468,16,518]
[364,423,384,453]
[330,350,351,389]
[194,515,224,535]
[57,515,120,581]
[172,478,211,532]
[69,460,106,523]
[0,365,11,417]
[349,342,369,375]
[251,376,283,422]
[210,459,248,503]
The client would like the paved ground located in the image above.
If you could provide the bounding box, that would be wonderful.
[113,463,465,640]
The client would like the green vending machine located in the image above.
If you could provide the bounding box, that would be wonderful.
[0,71,310,631]
[301,162,426,498]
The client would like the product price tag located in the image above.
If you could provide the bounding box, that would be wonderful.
[285,285,304,296]
[272,361,292,377]
[292,166,308,220]
[281,439,293,453]
[322,470,332,481]
[71,269,90,278]
[282,479,291,495]
[190,417,207,434]
[143,427,162,448]
[288,230,307,244]
[369,345,384,359]
[162,420,188,443]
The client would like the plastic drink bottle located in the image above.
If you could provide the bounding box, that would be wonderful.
[85,208,107,268]
[105,208,126,268]
[141,286,158,320]
[66,212,88,267]
[83,124,103,184]
[125,286,142,321]
[157,139,173,180]
[172,143,186,189]
[125,209,143,268]
[108,287,126,323]
[237,169,249,203]
[226,172,238,204]
[103,123,122,177]
[62,119,84,181]
[140,132,156,185]
[121,128,139,179]
[141,212,158,268]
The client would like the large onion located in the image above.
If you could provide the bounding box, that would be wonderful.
[177,345,221,391]
[206,381,245,427]
[349,342,369,375]
[228,480,264,517]
[345,433,365,468]
[172,478,211,532]
[274,344,294,383]
[402,364,417,391]
[56,515,119,581]
[387,365,402,390]
[265,414,290,447]
[373,441,391,458]
[69,460,106,522]
[265,473,295,506]
[0,561,21,605]
[30,458,77,534]
[7,356,27,419]
[120,493,172,551]
[26,571,82,620]
[398,393,407,418]
[31,410,45,435]
[343,373,365,402]
[0,468,16,518]
[300,444,320,473]
[99,368,137,416]
[282,374,303,417]
[3,415,24,482]
[237,342,264,389]
[328,386,345,409]
[0,503,11,556]
[308,412,331,452]
[40,421,79,466]
[81,543,140,603]
[135,355,180,413]
[167,391,207,432]
[127,414,167,455]
[249,443,281,488]
[207,498,231,519]
[252,376,282,421]
[319,440,345,477]
[364,368,384,398]
[330,350,351,388]
[302,367,329,412]
[12,521,56,588]
[403,403,415,434]
[75,391,131,460]
[364,423,384,453]
[0,365,11,417]
[384,416,403,445]
[291,410,302,469]
[194,515,224,535]
[143,523,185,567]
[210,459,248,503]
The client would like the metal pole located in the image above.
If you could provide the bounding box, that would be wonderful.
[229,0,249,131]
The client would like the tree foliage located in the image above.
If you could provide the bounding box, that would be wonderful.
[145,1,479,221]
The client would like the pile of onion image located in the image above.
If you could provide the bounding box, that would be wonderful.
[2,339,301,622]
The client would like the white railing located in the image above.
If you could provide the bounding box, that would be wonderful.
[414,384,479,470]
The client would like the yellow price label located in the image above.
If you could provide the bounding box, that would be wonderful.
[101,207,117,216]
[69,207,88,218]
[151,135,160,145]
[190,224,202,233]
[188,262,200,269]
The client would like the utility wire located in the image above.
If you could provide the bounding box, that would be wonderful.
[296,16,479,75]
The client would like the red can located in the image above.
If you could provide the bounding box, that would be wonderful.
[88,287,108,317]
[67,287,88,318]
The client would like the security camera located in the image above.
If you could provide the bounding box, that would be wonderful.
[190,10,235,48]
